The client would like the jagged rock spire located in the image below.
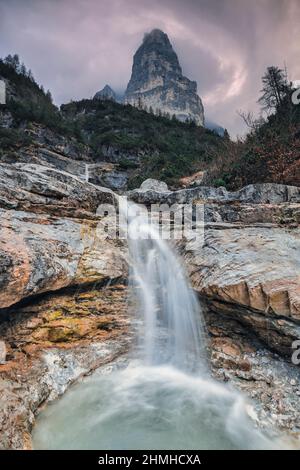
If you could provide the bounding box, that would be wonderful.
[125,29,204,125]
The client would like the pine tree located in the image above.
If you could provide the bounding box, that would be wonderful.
[46,90,53,103]
[223,129,230,140]
[4,54,14,67]
[258,66,290,111]
[27,69,34,82]
[12,54,20,72]
[20,62,27,76]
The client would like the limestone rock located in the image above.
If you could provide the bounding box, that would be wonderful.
[189,225,300,323]
[0,209,126,309]
[129,182,300,205]
[0,341,6,364]
[125,29,204,125]
[139,178,170,193]
[0,163,126,309]
[94,84,116,101]
[0,162,116,218]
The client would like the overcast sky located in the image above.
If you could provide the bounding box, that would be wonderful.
[0,0,299,136]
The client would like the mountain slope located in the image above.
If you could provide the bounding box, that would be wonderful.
[1,56,299,192]
[61,98,223,188]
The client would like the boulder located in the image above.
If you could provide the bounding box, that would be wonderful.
[139,178,170,193]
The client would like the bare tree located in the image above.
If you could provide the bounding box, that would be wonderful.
[237,110,265,132]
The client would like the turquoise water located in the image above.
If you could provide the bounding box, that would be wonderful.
[33,362,280,450]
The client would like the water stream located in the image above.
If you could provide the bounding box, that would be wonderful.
[32,203,281,450]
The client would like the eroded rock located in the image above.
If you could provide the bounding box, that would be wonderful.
[0,162,116,218]
[0,341,6,364]
[0,283,130,449]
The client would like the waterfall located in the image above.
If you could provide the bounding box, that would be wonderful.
[32,201,284,450]
[126,202,206,372]
[85,163,89,183]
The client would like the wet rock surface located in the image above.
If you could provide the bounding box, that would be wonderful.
[0,161,129,449]
[0,283,130,449]
[129,179,300,439]
[203,304,300,438]
[0,166,299,448]
[130,180,300,356]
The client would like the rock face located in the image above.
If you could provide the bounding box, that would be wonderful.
[94,84,116,101]
[0,163,126,309]
[0,161,130,449]
[129,180,300,205]
[187,225,300,355]
[125,29,204,125]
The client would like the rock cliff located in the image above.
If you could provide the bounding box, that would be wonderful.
[125,29,204,125]
[0,163,129,449]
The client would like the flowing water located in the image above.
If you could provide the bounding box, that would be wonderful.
[33,203,281,450]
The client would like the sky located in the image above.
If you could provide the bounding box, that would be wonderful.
[0,0,299,136]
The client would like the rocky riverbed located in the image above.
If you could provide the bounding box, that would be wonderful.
[0,166,299,449]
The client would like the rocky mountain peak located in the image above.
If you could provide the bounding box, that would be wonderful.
[142,28,179,57]
[125,29,204,125]
[94,84,116,101]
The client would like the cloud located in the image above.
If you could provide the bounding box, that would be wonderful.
[0,0,299,136]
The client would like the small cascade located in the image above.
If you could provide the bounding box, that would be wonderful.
[126,202,206,372]
[85,163,89,183]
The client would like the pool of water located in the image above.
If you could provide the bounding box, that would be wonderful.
[32,361,282,450]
